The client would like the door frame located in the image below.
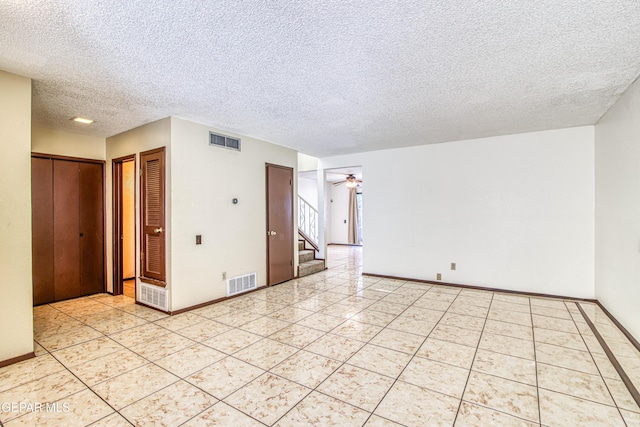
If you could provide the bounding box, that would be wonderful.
[112,154,136,296]
[265,163,294,286]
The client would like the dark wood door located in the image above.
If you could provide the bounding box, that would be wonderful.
[31,158,55,305]
[266,164,294,286]
[79,162,104,295]
[140,148,166,285]
[53,160,81,300]
[31,155,105,304]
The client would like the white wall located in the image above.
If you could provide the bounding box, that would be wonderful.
[595,76,640,341]
[329,183,350,244]
[169,117,298,311]
[298,175,318,210]
[320,126,595,298]
[298,153,319,172]
[32,127,106,160]
[105,118,172,294]
[0,70,34,362]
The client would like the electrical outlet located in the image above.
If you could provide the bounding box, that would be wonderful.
[451,262,456,270]
[222,272,226,280]
[436,273,442,280]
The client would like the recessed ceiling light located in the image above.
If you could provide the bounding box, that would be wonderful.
[71,117,94,124]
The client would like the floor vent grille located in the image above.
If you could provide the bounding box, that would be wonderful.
[227,273,257,296]
[139,282,168,311]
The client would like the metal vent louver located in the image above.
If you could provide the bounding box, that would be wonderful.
[227,273,257,296]
[139,282,168,311]
[210,132,241,151]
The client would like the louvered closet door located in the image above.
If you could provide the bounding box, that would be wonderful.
[140,147,166,284]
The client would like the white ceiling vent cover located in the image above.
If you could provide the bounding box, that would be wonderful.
[210,132,241,151]
[139,282,168,311]
[227,273,257,296]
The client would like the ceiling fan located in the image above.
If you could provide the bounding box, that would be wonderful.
[333,174,362,188]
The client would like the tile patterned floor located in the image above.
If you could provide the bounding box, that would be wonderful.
[1,246,640,426]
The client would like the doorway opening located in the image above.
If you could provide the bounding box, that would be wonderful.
[324,166,363,265]
[326,166,363,243]
[113,155,136,297]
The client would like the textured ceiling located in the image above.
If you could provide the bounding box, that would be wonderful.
[2,1,640,157]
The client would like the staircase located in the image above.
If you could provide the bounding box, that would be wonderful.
[297,195,325,277]
[298,239,325,278]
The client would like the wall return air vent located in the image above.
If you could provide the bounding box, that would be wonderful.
[139,282,168,311]
[227,273,257,296]
[210,132,241,151]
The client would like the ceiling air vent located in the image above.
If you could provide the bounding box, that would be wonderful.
[210,132,241,151]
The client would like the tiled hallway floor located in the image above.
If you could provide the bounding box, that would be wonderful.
[2,246,640,426]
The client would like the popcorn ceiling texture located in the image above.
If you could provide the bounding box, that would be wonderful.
[1,0,640,156]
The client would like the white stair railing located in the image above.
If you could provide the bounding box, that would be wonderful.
[298,196,318,246]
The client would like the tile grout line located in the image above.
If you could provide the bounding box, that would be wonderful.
[142,288,332,427]
[531,297,542,427]
[527,301,633,409]
[223,268,374,425]
[46,350,134,426]
[28,302,145,425]
[283,283,544,425]
[558,301,627,420]
[62,306,232,425]
[290,277,431,423]
[288,264,380,424]
[272,279,426,426]
[47,301,226,425]
[357,283,443,426]
[575,302,640,412]
[451,292,495,426]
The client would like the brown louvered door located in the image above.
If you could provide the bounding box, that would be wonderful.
[140,147,166,285]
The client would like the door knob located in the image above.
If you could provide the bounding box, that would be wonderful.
[154,227,163,233]
[266,230,277,236]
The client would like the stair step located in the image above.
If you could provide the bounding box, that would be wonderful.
[298,249,315,263]
[299,259,325,278]
[298,240,305,251]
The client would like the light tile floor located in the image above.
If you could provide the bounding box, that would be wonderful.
[2,246,640,426]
